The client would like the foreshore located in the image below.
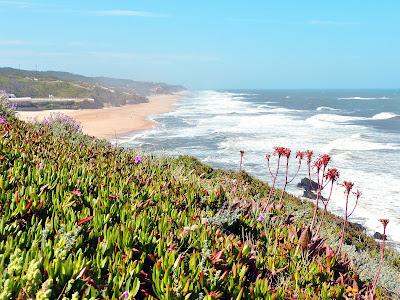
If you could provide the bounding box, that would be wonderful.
[17,93,182,139]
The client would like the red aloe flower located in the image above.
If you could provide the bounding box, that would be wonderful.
[313,158,324,172]
[277,148,304,206]
[379,218,389,227]
[341,181,354,194]
[273,146,286,157]
[267,147,303,207]
[320,154,331,167]
[266,148,284,202]
[296,150,305,160]
[371,219,389,296]
[305,150,314,163]
[313,154,331,172]
[310,154,332,228]
[338,181,360,253]
[283,148,291,158]
[320,168,340,213]
[278,148,292,205]
[325,168,339,182]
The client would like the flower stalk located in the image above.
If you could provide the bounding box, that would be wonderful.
[371,219,389,295]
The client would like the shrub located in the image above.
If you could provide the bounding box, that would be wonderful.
[0,90,16,118]
[42,112,81,132]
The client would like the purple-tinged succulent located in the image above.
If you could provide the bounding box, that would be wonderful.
[42,113,81,132]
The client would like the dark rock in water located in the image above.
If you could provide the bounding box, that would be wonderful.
[373,232,386,240]
[303,190,317,199]
[302,190,327,202]
[297,177,318,191]
[351,222,366,232]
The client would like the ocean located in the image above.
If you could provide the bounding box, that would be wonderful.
[119,89,400,249]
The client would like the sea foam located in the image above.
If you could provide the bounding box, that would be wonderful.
[371,112,400,120]
[316,106,340,111]
[322,134,398,153]
[338,96,391,100]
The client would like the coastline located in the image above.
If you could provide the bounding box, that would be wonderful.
[16,93,182,139]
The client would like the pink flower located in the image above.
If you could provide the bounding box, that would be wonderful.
[283,148,291,158]
[320,154,331,167]
[325,168,339,182]
[122,291,129,299]
[296,150,305,160]
[379,218,389,227]
[201,217,208,225]
[341,181,354,194]
[73,188,81,197]
[305,150,314,163]
[313,158,323,171]
[273,146,286,157]
[0,116,6,124]
[313,154,331,171]
[134,155,142,164]
[257,214,265,222]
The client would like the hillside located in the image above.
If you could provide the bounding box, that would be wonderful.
[0,68,185,109]
[0,109,399,298]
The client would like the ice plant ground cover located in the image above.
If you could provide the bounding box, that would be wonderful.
[0,115,399,299]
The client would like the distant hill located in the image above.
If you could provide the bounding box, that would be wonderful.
[0,67,185,109]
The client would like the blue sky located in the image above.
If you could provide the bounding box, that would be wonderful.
[0,0,399,89]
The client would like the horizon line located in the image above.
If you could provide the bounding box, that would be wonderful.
[1,66,399,90]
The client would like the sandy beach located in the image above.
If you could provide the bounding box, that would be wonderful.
[17,93,182,139]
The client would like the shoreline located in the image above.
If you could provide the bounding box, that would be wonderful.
[16,93,183,139]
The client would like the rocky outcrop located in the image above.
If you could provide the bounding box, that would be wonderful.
[302,190,327,201]
[351,222,366,232]
[373,232,386,240]
[297,177,319,191]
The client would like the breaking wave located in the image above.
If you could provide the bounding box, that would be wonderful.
[371,112,400,120]
[338,96,391,100]
[316,106,340,111]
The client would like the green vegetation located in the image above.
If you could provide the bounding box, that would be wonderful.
[0,68,185,109]
[0,111,399,299]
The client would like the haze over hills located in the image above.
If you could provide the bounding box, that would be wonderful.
[0,67,185,110]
